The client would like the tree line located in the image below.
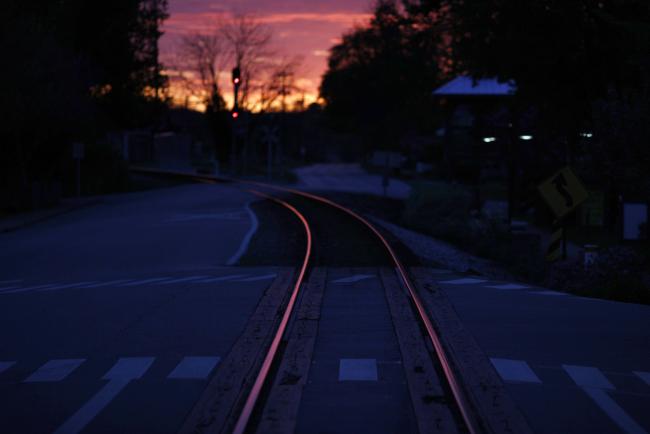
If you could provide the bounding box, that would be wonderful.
[321,0,650,200]
[1,0,168,210]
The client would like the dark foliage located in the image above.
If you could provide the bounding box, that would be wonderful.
[320,1,446,150]
[0,0,169,210]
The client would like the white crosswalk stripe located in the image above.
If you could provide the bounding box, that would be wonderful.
[582,388,648,434]
[0,361,15,374]
[563,365,615,389]
[332,274,376,284]
[0,272,279,295]
[156,276,211,285]
[197,274,248,283]
[24,359,85,382]
[0,283,61,294]
[234,274,277,282]
[82,279,135,289]
[168,356,220,379]
[54,357,155,434]
[634,371,650,386]
[491,358,541,383]
[564,365,647,434]
[0,286,20,291]
[119,277,173,287]
[38,282,97,292]
[4,356,226,383]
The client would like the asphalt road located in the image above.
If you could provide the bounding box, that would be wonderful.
[1,181,648,434]
[431,270,650,434]
[0,184,279,434]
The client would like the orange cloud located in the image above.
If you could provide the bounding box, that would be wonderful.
[161,7,371,111]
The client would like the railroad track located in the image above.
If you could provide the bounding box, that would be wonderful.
[131,167,532,434]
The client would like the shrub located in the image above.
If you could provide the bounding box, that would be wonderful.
[547,246,649,303]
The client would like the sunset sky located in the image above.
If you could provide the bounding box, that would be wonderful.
[161,0,373,111]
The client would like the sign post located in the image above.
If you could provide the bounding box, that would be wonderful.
[538,166,588,260]
[72,142,85,198]
[261,125,279,180]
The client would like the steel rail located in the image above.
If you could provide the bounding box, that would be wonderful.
[231,189,312,434]
[286,190,481,434]
[130,166,480,434]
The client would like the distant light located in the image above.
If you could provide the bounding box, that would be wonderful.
[234,78,240,84]
[232,111,239,119]
[519,135,533,141]
[580,132,593,138]
[482,137,496,143]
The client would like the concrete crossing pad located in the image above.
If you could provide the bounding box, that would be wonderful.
[338,359,378,381]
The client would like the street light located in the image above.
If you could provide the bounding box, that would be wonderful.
[519,135,533,140]
[483,137,496,143]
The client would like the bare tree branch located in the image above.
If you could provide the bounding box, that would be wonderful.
[259,56,304,112]
[222,13,273,110]
[174,19,229,111]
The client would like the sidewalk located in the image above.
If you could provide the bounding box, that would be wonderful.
[0,198,101,233]
[293,163,412,199]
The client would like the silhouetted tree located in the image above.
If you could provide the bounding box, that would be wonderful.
[177,30,228,112]
[0,0,169,210]
[223,14,274,111]
[320,0,445,150]
[259,56,304,113]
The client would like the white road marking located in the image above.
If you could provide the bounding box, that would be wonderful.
[155,276,211,285]
[227,201,259,266]
[563,365,614,389]
[633,371,650,386]
[486,283,530,290]
[53,357,154,434]
[233,274,277,282]
[168,356,221,379]
[490,358,541,383]
[332,274,376,284]
[532,290,568,296]
[583,387,648,434]
[24,359,85,382]
[38,282,97,292]
[196,274,249,283]
[339,359,378,381]
[119,277,172,287]
[82,279,135,288]
[0,286,20,291]
[0,361,15,374]
[165,212,245,223]
[440,278,488,285]
[0,283,61,294]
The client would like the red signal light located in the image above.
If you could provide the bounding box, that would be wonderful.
[232,111,239,119]
[232,67,241,85]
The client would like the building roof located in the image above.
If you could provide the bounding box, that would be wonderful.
[433,76,516,96]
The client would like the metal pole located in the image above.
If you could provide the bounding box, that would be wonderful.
[75,159,81,198]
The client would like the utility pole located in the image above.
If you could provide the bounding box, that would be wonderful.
[231,66,241,173]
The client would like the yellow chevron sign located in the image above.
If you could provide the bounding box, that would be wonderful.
[538,167,589,218]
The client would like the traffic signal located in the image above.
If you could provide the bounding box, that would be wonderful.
[232,110,239,119]
[232,67,241,85]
